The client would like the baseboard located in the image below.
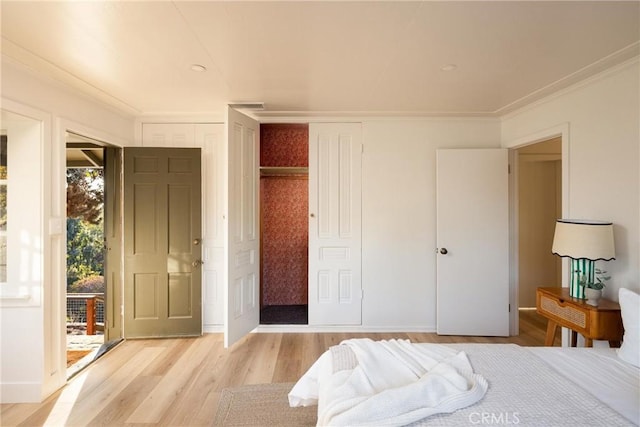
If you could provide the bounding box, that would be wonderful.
[255,324,437,333]
[203,324,223,333]
[203,324,437,334]
[1,382,43,403]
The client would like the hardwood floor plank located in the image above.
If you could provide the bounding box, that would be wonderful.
[272,333,303,383]
[126,337,215,424]
[241,333,282,385]
[89,375,162,426]
[0,402,45,427]
[64,346,165,426]
[155,335,226,427]
[140,338,196,377]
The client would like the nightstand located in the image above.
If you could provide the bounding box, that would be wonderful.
[536,287,623,347]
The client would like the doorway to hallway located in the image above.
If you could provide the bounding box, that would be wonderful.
[516,137,562,309]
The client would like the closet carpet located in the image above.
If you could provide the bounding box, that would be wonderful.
[260,305,308,325]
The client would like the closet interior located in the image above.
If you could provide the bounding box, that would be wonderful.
[260,124,309,324]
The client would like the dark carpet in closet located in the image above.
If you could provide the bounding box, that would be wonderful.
[260,305,308,325]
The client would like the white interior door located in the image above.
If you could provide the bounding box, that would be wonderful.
[308,123,362,325]
[436,149,509,336]
[224,107,260,347]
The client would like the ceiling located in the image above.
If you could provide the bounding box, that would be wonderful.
[1,1,639,118]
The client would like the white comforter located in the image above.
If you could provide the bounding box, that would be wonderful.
[289,339,488,426]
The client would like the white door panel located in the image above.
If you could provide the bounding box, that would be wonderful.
[197,124,225,326]
[436,149,509,336]
[141,123,196,147]
[309,123,362,325]
[224,108,260,347]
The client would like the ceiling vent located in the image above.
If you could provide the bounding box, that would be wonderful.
[228,102,265,110]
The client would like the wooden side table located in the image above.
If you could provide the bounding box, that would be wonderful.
[536,287,623,347]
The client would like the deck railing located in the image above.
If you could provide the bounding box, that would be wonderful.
[67,293,105,335]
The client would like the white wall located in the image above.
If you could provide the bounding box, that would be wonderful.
[361,119,501,330]
[518,158,561,307]
[0,113,45,402]
[502,59,640,299]
[1,58,135,403]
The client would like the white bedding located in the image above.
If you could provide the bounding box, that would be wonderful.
[290,341,639,426]
[529,346,640,425]
[291,339,487,426]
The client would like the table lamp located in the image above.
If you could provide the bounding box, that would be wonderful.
[551,219,615,299]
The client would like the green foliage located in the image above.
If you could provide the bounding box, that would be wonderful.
[67,169,103,224]
[69,275,104,293]
[66,168,104,292]
[67,217,104,289]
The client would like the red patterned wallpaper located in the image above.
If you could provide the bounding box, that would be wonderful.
[261,177,308,306]
[260,124,309,167]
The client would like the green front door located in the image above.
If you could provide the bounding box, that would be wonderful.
[104,147,123,341]
[123,148,202,338]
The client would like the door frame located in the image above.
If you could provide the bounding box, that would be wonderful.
[58,119,129,374]
[504,123,570,338]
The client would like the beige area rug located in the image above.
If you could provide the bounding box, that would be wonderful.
[213,382,317,426]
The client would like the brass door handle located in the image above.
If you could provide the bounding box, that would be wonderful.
[192,260,204,267]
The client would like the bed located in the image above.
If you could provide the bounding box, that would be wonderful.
[289,289,640,426]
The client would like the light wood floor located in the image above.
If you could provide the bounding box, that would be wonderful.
[1,310,556,426]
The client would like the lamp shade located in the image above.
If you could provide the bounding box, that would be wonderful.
[551,219,615,261]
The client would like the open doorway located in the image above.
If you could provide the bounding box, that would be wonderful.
[259,124,309,325]
[516,137,562,333]
[65,133,122,377]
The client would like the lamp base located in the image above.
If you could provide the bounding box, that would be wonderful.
[570,259,594,299]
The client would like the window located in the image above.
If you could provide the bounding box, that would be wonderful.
[0,109,44,306]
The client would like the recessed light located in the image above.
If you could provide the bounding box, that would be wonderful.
[190,64,207,72]
[440,64,458,72]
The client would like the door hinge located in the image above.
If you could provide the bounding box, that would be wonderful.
[508,303,511,312]
[508,164,511,174]
[361,144,364,154]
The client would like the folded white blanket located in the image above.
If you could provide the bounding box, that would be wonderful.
[289,339,488,426]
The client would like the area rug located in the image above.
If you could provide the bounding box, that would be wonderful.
[213,382,316,426]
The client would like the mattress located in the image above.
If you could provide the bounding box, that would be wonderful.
[413,344,638,426]
[290,342,639,426]
[528,346,639,425]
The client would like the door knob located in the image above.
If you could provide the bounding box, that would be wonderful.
[193,238,202,245]
[192,259,204,267]
[439,248,448,255]
[310,213,315,218]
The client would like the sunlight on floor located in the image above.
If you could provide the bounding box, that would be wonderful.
[43,371,88,426]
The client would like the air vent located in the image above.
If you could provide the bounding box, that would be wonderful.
[228,102,265,110]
